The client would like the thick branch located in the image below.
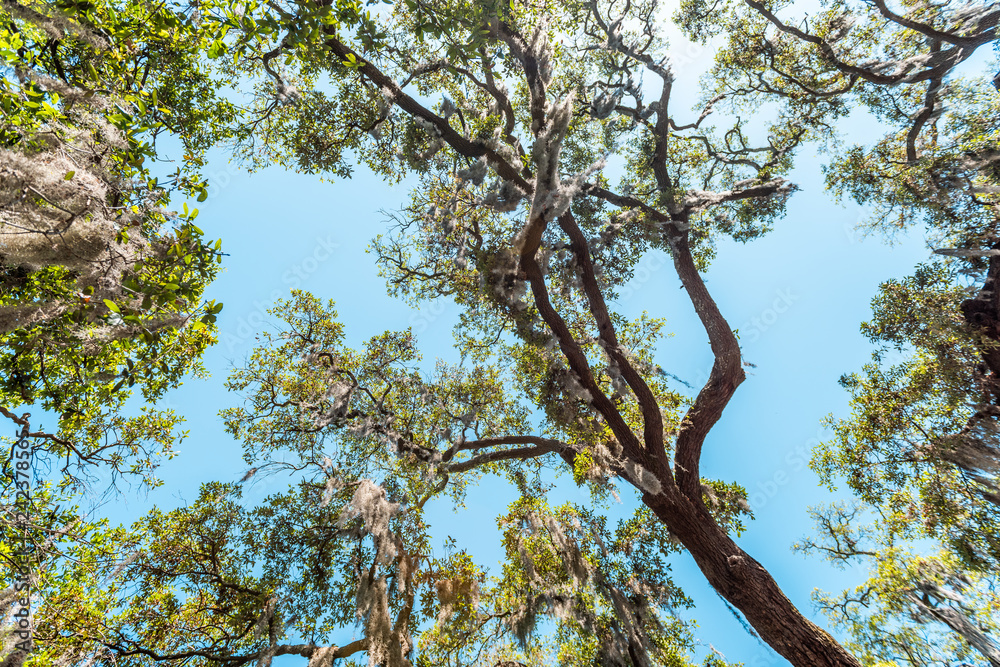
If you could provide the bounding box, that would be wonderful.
[906,59,944,162]
[520,251,645,459]
[320,35,531,193]
[0,407,30,428]
[908,594,1000,667]
[679,177,795,213]
[442,443,561,473]
[666,227,745,500]
[97,639,367,665]
[557,212,667,465]
[453,435,569,455]
[651,70,675,193]
[490,19,547,135]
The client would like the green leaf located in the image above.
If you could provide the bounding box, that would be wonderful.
[103,299,121,313]
[207,39,226,59]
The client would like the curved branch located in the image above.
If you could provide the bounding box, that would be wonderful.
[906,53,944,162]
[521,250,645,459]
[96,638,368,666]
[320,34,531,193]
[441,442,562,473]
[744,0,985,86]
[453,434,570,455]
[557,212,668,466]
[869,0,999,48]
[665,226,745,500]
[490,19,547,135]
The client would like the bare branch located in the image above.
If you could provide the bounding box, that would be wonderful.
[442,443,562,473]
[665,226,745,500]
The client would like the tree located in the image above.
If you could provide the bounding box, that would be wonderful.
[4,0,1000,665]
[198,0,865,661]
[0,3,233,665]
[21,0,853,663]
[0,0,233,490]
[794,503,1000,667]
[681,0,1000,661]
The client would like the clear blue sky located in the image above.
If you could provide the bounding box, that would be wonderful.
[126,144,922,666]
[86,15,993,667]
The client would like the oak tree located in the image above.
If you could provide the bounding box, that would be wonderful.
[5,0,1000,665]
[0,0,232,489]
[690,0,1000,661]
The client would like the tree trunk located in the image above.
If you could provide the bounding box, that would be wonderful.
[961,252,1000,398]
[644,492,863,667]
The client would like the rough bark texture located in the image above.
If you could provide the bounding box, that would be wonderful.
[961,252,1000,400]
[649,222,862,666]
[667,227,745,499]
[644,491,864,667]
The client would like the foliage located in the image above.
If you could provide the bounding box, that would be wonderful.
[0,0,233,489]
[682,0,1000,660]
[4,0,1000,665]
[62,0,824,659]
[796,503,1000,666]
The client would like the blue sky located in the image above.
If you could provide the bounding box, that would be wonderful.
[78,13,995,667]
[113,140,929,665]
[102,145,926,663]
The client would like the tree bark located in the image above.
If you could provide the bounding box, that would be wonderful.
[644,491,864,667]
[961,252,1000,400]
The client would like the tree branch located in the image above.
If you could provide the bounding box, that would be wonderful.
[452,434,570,456]
[320,34,531,192]
[520,250,645,459]
[868,0,998,48]
[557,212,668,467]
[744,0,985,86]
[442,443,562,473]
[666,226,745,500]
